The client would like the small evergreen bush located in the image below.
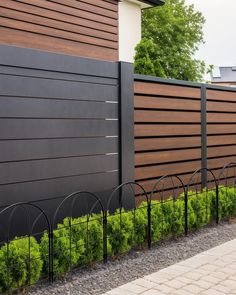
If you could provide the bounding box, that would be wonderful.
[0,237,42,293]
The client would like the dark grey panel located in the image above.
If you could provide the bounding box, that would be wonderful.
[0,154,118,185]
[0,66,118,86]
[0,75,119,101]
[0,45,119,78]
[0,171,118,207]
[0,98,118,119]
[0,137,118,162]
[119,62,135,183]
[0,119,118,139]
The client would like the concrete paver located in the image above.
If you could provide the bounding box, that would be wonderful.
[102,239,236,294]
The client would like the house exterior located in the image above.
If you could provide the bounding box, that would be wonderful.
[0,0,163,63]
[211,66,236,87]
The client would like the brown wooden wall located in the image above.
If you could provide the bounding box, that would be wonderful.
[134,77,202,194]
[0,0,118,61]
[207,89,236,180]
[134,76,236,195]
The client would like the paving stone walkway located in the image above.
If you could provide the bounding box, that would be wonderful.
[102,239,236,295]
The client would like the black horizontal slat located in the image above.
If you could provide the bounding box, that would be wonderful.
[0,119,118,139]
[0,171,118,207]
[0,45,119,78]
[0,66,118,86]
[0,98,118,119]
[0,154,118,185]
[0,75,119,101]
[0,137,118,162]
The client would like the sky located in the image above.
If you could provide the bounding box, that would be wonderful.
[185,0,236,72]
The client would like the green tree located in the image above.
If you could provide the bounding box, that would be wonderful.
[134,0,206,81]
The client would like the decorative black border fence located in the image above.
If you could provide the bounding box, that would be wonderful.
[1,163,236,293]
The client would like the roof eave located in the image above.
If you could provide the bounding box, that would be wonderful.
[141,0,165,7]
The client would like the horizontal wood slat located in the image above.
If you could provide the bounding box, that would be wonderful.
[0,0,118,61]
[207,90,236,102]
[0,17,117,49]
[0,7,117,41]
[207,100,236,113]
[208,146,236,158]
[207,112,236,123]
[134,82,201,98]
[135,124,201,137]
[135,110,200,123]
[134,96,201,111]
[0,27,118,61]
[0,1,118,34]
[135,160,201,181]
[208,135,236,146]
[11,0,118,26]
[135,149,201,166]
[207,125,236,135]
[135,137,201,151]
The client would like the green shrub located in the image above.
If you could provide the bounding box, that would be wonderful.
[107,209,134,256]
[0,237,42,293]
[40,218,85,277]
[133,202,149,246]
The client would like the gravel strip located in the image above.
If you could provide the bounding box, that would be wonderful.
[29,222,236,295]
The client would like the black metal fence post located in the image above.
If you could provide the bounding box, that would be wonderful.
[147,202,152,248]
[184,190,188,236]
[201,84,207,189]
[216,184,219,224]
[103,211,108,264]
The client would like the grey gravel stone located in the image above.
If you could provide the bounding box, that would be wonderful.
[29,222,236,295]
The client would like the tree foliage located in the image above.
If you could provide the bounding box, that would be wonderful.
[134,0,206,81]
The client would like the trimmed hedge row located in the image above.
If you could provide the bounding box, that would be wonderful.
[1,186,236,293]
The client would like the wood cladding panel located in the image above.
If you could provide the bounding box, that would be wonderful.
[0,0,118,61]
[135,124,201,137]
[135,110,200,123]
[134,82,201,98]
[135,160,201,181]
[134,79,202,191]
[134,96,201,111]
[207,89,236,102]
[135,137,201,152]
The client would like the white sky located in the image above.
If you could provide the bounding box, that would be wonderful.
[185,0,236,69]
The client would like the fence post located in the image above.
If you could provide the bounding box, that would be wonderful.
[147,202,152,248]
[103,211,108,264]
[201,85,207,189]
[49,229,54,283]
[184,190,188,236]
[216,184,219,224]
[118,62,134,186]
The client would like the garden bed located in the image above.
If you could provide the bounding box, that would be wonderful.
[29,221,236,295]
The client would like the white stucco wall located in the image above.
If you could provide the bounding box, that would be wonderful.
[119,0,150,63]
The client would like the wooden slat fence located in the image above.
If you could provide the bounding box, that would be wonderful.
[134,75,236,195]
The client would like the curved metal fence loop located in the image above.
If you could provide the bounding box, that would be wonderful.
[53,191,105,230]
[218,162,236,186]
[185,168,219,236]
[107,181,150,252]
[0,202,51,289]
[150,174,186,203]
[218,162,236,221]
[150,175,186,245]
[107,181,149,211]
[52,191,106,282]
